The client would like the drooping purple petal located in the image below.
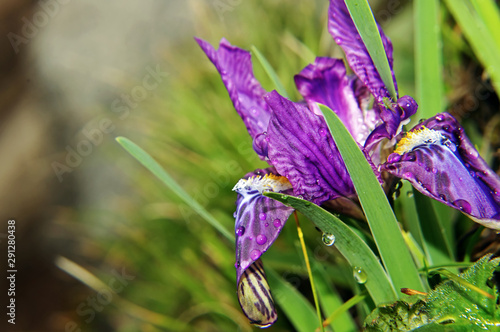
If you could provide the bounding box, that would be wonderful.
[382,113,500,229]
[265,90,381,205]
[328,0,397,103]
[195,38,271,158]
[233,167,294,284]
[233,167,294,326]
[294,57,379,146]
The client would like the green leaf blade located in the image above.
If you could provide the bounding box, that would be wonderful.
[344,0,397,100]
[265,192,398,305]
[414,0,443,119]
[116,136,234,241]
[318,104,425,294]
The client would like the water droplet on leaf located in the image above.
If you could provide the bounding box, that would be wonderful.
[322,232,335,246]
[353,266,367,284]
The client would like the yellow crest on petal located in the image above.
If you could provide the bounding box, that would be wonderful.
[394,126,444,155]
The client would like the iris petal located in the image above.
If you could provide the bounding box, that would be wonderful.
[195,38,271,159]
[294,57,379,146]
[328,0,397,104]
[382,113,500,229]
[233,168,294,284]
[233,167,294,325]
[265,91,381,205]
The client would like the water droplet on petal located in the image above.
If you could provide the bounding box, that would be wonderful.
[236,226,245,236]
[387,153,401,163]
[435,114,444,122]
[403,172,415,180]
[319,127,328,137]
[453,199,472,214]
[264,222,269,227]
[273,219,281,228]
[256,234,267,245]
[250,249,261,260]
[468,149,479,160]
[335,37,343,45]
[322,232,335,246]
[353,266,367,284]
[259,212,267,221]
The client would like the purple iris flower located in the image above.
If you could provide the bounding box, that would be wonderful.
[196,0,500,327]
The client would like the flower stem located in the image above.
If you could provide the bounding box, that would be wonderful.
[293,212,324,332]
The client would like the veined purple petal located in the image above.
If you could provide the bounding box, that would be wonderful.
[233,167,294,284]
[382,113,500,229]
[328,0,397,104]
[233,167,294,326]
[294,57,379,146]
[364,96,418,158]
[265,91,381,205]
[195,38,271,158]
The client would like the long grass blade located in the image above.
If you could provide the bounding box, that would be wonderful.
[116,136,233,241]
[251,45,290,99]
[344,0,397,100]
[319,104,425,293]
[414,0,443,119]
[444,0,500,94]
[266,268,320,332]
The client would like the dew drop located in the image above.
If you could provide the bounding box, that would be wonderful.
[322,232,336,246]
[319,127,328,137]
[264,222,269,227]
[406,191,414,198]
[259,212,267,221]
[387,153,401,163]
[468,149,479,160]
[256,234,268,245]
[335,37,343,45]
[236,226,245,236]
[250,249,261,260]
[435,114,444,122]
[453,199,472,214]
[273,219,282,228]
[353,266,367,284]
[233,211,237,218]
[403,172,415,180]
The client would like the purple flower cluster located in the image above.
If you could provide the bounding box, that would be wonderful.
[196,0,500,326]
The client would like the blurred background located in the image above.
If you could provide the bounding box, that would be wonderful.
[0,0,498,331]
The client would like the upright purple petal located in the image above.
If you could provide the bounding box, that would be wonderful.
[364,95,418,154]
[328,0,397,103]
[196,38,271,158]
[233,167,294,326]
[265,91,381,205]
[382,113,500,229]
[295,57,379,146]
